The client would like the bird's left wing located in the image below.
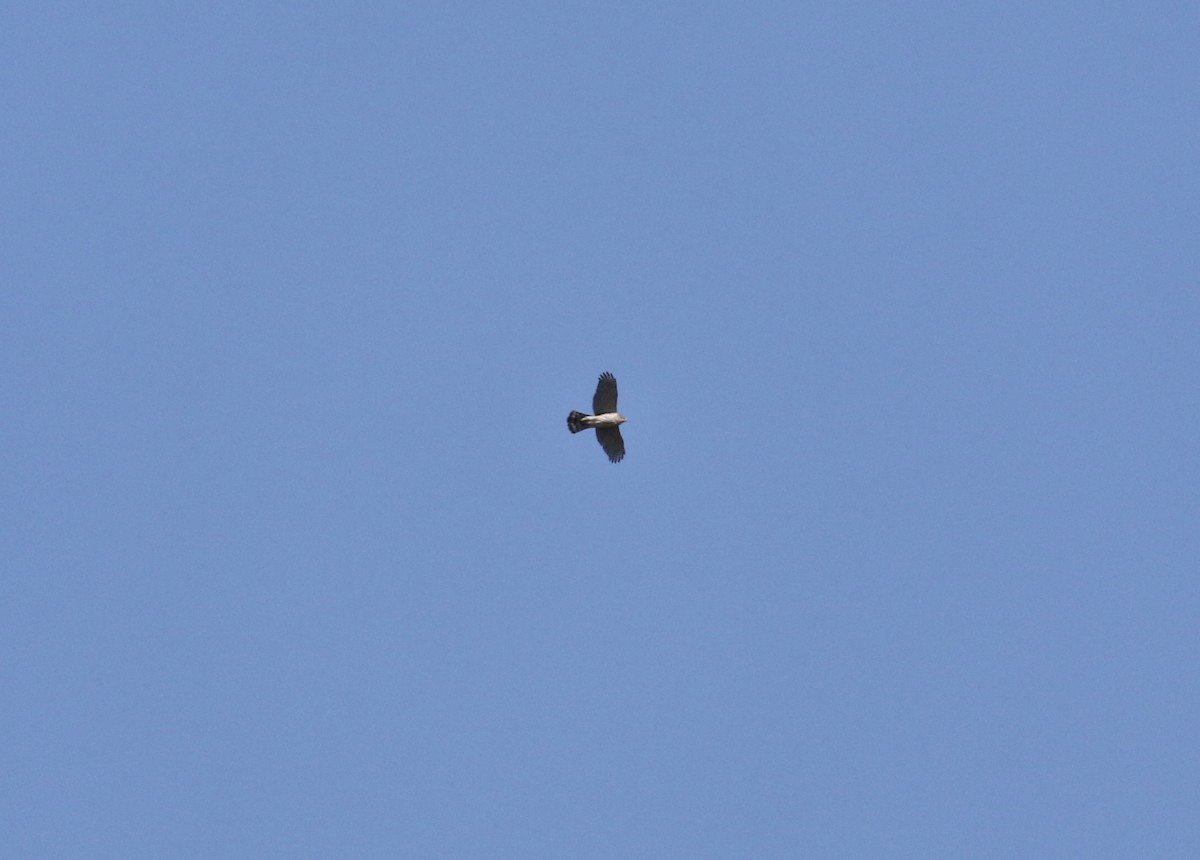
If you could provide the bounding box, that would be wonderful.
[596,426,625,463]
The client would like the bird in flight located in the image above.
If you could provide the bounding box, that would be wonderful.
[567,371,627,463]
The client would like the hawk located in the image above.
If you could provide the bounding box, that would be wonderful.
[567,371,627,463]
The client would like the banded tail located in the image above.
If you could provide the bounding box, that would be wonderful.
[567,411,588,433]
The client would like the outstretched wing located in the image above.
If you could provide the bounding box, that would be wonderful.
[593,372,618,414]
[596,426,625,463]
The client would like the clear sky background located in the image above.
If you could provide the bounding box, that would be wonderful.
[3,3,1197,857]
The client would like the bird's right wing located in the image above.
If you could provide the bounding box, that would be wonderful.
[593,372,618,414]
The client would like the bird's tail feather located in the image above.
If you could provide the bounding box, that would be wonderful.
[567,411,588,433]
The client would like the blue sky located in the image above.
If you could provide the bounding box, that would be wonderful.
[3,3,1197,857]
